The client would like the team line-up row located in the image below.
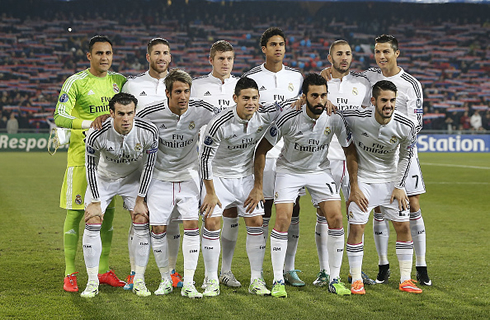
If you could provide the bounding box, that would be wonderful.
[53,27,431,299]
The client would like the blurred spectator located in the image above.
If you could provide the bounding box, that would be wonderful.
[0,115,7,129]
[459,111,471,130]
[445,111,459,132]
[6,113,19,134]
[470,110,484,131]
[483,111,490,131]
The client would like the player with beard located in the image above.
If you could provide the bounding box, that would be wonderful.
[248,73,360,298]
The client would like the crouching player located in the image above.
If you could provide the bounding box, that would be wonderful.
[343,80,422,295]
[248,73,360,298]
[81,93,158,298]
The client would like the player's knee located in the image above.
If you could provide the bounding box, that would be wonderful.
[327,213,343,229]
[204,217,221,231]
[223,207,238,218]
[151,225,166,234]
[133,214,148,224]
[408,196,420,212]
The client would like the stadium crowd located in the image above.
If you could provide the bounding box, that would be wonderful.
[0,0,489,132]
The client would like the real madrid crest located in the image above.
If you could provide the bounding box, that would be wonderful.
[256,126,263,133]
[288,83,294,92]
[135,143,142,151]
[113,83,120,93]
[189,121,195,130]
[352,87,358,96]
[390,136,398,144]
[324,127,331,135]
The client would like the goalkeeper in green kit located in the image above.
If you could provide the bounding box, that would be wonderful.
[54,35,127,292]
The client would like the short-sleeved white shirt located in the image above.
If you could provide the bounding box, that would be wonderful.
[191,73,238,111]
[137,99,219,182]
[243,63,303,159]
[327,72,372,161]
[85,117,159,200]
[200,103,283,180]
[342,108,416,188]
[122,71,167,112]
[265,105,351,174]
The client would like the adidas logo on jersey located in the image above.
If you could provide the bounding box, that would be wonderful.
[140,91,147,96]
[87,90,95,96]
[204,91,211,96]
[362,132,369,137]
[259,86,267,91]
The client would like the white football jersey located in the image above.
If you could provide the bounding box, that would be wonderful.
[200,102,285,180]
[122,71,167,112]
[265,105,351,174]
[327,71,372,161]
[342,108,416,188]
[243,63,303,158]
[85,117,158,200]
[362,67,423,133]
[191,73,239,111]
[137,99,219,182]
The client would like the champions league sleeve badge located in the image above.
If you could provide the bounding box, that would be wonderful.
[269,126,278,137]
[204,136,213,146]
[59,93,69,103]
[86,145,96,154]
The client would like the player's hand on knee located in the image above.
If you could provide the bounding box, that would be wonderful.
[390,187,409,211]
[85,202,103,223]
[244,187,265,213]
[132,196,149,222]
[201,194,221,219]
[348,185,368,212]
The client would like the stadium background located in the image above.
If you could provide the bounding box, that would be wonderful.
[0,0,489,140]
[0,1,489,319]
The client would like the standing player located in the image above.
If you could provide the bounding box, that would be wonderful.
[121,38,184,290]
[191,40,242,288]
[242,27,305,286]
[313,40,374,287]
[248,73,356,298]
[138,69,219,299]
[362,35,430,286]
[343,80,422,295]
[199,77,286,297]
[54,35,126,292]
[81,93,158,298]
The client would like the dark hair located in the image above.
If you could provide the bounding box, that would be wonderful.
[234,77,258,96]
[164,69,192,93]
[260,27,286,48]
[302,73,327,95]
[372,80,397,99]
[375,34,399,52]
[88,35,112,53]
[210,40,234,59]
[147,38,171,54]
[328,39,350,55]
[109,92,138,112]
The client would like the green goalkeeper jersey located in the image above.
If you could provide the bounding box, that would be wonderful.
[54,69,126,166]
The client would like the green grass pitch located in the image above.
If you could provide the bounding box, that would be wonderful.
[0,152,489,319]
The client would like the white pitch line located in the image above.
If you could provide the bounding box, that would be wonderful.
[421,162,490,170]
